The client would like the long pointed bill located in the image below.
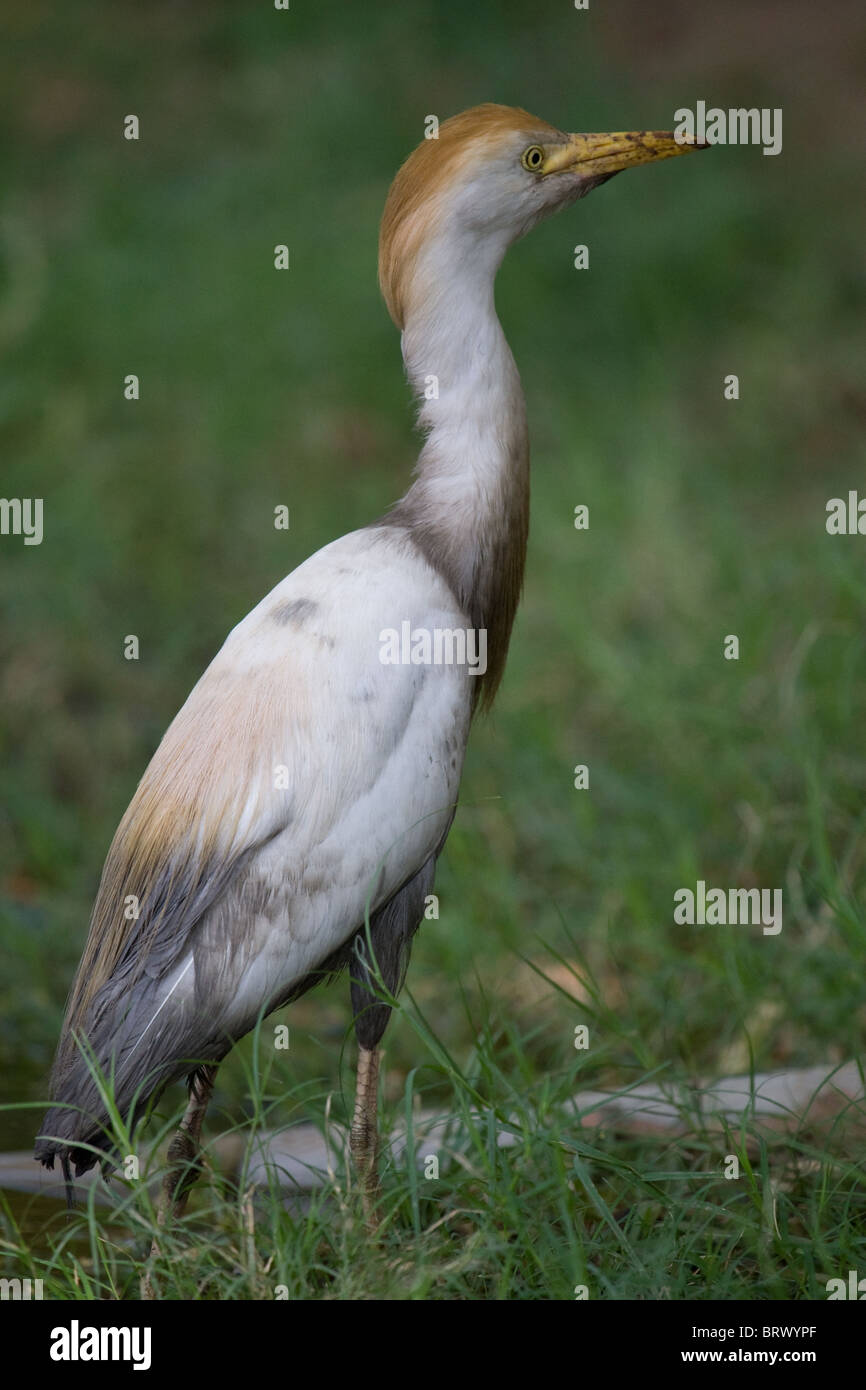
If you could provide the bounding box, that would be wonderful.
[545,130,706,178]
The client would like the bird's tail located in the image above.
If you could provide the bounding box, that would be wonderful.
[34,959,225,1177]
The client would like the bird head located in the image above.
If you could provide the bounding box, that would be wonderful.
[379,103,703,329]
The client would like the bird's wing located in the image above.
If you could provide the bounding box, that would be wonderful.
[43,525,472,1151]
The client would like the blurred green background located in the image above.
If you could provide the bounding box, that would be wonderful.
[1,0,865,1226]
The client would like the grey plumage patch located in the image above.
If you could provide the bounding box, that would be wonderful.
[270,598,319,626]
[34,829,282,1176]
[374,416,530,714]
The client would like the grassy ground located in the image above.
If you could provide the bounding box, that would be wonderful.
[1,0,865,1298]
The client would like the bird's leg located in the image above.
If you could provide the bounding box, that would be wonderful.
[158,1063,217,1220]
[350,946,395,1234]
[350,1043,382,1229]
[348,857,436,1230]
[142,1064,217,1298]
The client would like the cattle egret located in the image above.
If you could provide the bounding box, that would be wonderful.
[36,105,702,1250]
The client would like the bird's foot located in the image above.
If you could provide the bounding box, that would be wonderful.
[350,1117,382,1232]
[350,1045,383,1232]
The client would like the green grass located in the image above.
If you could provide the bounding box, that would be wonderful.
[4,977,865,1301]
[6,973,866,1302]
[1,0,865,1298]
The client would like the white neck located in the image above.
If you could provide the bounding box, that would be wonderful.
[384,233,531,702]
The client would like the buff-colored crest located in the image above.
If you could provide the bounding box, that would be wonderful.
[378,104,564,328]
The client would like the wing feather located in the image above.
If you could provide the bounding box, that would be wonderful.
[37,526,472,1166]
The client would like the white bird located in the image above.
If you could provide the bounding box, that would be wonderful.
[36,104,702,1243]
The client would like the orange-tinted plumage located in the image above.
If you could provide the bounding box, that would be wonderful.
[379,104,565,328]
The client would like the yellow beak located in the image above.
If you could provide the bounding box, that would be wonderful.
[545,130,706,177]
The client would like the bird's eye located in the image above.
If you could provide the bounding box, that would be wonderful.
[521,145,545,172]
